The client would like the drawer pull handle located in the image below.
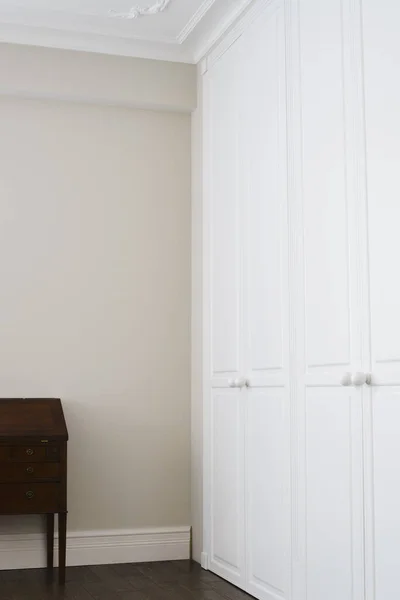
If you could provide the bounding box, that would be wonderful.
[26,467,34,474]
[26,449,34,456]
[25,491,34,499]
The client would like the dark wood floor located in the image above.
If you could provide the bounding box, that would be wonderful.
[0,561,253,600]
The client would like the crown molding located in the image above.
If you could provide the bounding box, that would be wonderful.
[0,21,193,63]
[176,0,217,44]
[201,0,275,67]
[192,0,254,63]
[109,0,172,20]
[0,0,257,64]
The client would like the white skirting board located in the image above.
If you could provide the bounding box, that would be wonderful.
[200,552,208,570]
[0,526,191,570]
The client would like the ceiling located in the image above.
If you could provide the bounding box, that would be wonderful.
[0,0,253,63]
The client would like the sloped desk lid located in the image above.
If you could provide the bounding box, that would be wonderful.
[0,398,68,442]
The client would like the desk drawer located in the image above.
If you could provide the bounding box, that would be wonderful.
[5,446,60,462]
[0,483,60,514]
[0,462,60,482]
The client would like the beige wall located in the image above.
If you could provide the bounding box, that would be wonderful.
[0,43,196,113]
[0,95,191,534]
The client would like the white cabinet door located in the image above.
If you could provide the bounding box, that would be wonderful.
[205,37,246,588]
[205,1,290,594]
[362,2,400,598]
[291,1,365,599]
[240,2,290,600]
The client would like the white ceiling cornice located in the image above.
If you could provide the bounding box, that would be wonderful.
[0,21,193,63]
[176,0,216,44]
[0,0,254,64]
[109,0,173,20]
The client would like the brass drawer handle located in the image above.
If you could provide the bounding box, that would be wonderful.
[26,467,34,474]
[25,491,34,499]
[26,449,35,456]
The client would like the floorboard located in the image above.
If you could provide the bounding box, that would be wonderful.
[0,561,254,600]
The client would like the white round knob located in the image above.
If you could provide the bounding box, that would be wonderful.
[228,377,248,388]
[235,377,248,389]
[340,372,352,386]
[351,372,368,386]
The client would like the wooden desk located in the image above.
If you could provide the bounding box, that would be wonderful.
[0,398,68,584]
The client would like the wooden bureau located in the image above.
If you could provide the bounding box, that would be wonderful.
[0,398,68,584]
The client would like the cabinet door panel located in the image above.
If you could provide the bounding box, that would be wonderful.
[371,388,400,600]
[246,389,287,600]
[305,388,363,600]
[208,44,242,381]
[362,0,400,383]
[209,389,245,587]
[242,0,288,390]
[300,0,352,375]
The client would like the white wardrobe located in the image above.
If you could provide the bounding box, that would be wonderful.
[201,1,400,600]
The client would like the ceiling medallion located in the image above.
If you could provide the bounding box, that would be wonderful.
[109,0,172,19]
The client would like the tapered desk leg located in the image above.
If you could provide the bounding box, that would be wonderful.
[46,513,54,576]
[58,512,67,585]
